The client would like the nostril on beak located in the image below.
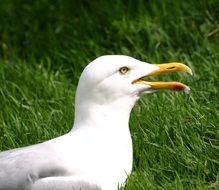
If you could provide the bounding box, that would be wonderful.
[167,67,175,69]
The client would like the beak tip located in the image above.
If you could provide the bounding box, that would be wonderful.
[184,86,191,94]
[179,63,193,75]
[187,68,193,75]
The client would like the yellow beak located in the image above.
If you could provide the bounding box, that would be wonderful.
[133,62,192,91]
[150,62,192,76]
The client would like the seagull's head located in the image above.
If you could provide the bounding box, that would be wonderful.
[74,55,192,123]
[76,55,192,102]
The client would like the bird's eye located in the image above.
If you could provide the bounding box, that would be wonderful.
[119,67,129,74]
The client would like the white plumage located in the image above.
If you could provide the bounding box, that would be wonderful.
[0,55,192,190]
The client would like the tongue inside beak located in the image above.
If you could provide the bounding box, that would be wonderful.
[133,62,192,93]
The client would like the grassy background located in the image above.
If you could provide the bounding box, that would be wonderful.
[0,0,218,189]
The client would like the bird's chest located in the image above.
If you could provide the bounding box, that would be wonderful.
[64,130,133,186]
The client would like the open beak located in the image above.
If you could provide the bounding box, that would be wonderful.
[133,62,192,92]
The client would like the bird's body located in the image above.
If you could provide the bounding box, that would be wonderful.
[0,55,192,190]
[0,130,132,190]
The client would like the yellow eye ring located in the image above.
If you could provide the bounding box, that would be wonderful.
[119,67,129,74]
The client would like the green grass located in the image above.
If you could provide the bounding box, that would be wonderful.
[0,0,219,189]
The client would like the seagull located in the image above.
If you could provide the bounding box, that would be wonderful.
[0,55,192,190]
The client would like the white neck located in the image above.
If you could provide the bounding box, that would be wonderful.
[71,96,137,132]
